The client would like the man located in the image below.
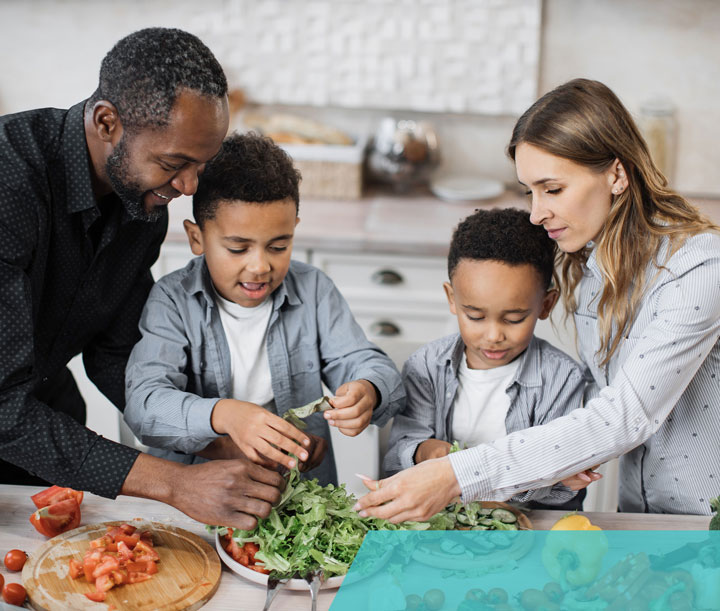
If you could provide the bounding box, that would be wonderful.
[0,27,284,530]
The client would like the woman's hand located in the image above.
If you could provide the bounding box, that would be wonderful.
[211,399,310,470]
[353,457,462,523]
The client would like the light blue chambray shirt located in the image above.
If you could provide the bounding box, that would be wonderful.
[384,333,587,506]
[124,256,405,486]
[449,232,720,514]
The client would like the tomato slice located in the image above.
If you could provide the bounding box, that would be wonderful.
[29,498,81,537]
[68,558,83,579]
[31,485,83,509]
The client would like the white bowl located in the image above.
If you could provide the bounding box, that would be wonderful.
[215,532,345,590]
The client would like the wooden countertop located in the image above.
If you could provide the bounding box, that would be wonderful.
[163,189,720,257]
[0,485,710,610]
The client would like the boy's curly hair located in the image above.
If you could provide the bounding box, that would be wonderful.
[193,132,301,226]
[448,207,557,289]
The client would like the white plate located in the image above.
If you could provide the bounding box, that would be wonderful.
[215,532,345,590]
[431,175,505,202]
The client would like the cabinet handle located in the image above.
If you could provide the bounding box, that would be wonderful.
[371,269,404,285]
[369,320,402,337]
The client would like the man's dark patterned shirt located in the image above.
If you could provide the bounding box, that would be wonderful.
[0,101,168,497]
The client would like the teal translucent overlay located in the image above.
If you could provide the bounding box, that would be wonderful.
[331,530,720,610]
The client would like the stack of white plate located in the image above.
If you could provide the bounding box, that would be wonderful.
[430,175,505,202]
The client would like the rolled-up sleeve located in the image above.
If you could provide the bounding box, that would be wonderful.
[449,245,720,503]
[124,282,220,453]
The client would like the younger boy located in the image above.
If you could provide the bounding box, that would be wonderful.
[383,208,597,508]
[124,133,404,486]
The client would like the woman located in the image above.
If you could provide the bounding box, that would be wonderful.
[354,78,720,519]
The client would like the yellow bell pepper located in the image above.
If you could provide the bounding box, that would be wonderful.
[550,513,602,531]
[542,515,608,587]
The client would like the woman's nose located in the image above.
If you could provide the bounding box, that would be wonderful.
[529,196,549,226]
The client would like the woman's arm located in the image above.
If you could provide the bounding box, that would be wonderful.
[356,246,720,521]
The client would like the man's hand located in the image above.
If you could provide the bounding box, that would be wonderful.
[297,432,328,472]
[561,466,603,491]
[211,399,310,470]
[121,453,286,531]
[196,436,276,468]
[414,439,452,463]
[325,379,378,437]
[352,457,461,524]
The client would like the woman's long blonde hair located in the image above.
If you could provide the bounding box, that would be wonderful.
[507,78,717,366]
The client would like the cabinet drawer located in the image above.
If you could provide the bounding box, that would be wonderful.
[313,251,448,305]
[353,305,457,345]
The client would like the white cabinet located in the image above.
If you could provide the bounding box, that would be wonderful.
[312,250,457,368]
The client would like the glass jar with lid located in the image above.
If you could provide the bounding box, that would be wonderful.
[638,97,677,185]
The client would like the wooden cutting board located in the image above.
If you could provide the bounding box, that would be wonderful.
[22,520,221,611]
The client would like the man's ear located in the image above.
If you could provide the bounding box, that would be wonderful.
[183,219,205,255]
[90,100,123,145]
[539,288,559,320]
[443,281,457,315]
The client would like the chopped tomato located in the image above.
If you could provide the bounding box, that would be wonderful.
[110,570,129,585]
[116,541,134,562]
[95,574,116,593]
[243,542,260,562]
[83,549,103,582]
[68,558,83,579]
[247,564,270,574]
[90,534,118,552]
[133,540,159,562]
[31,485,84,509]
[92,555,120,580]
[139,530,154,545]
[84,591,106,602]
[29,497,81,537]
[127,572,152,584]
[115,533,140,548]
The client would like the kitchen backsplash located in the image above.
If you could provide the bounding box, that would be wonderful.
[190,0,540,115]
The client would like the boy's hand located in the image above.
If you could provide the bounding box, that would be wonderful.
[561,466,603,491]
[414,439,452,463]
[211,399,311,470]
[297,432,328,472]
[325,379,378,437]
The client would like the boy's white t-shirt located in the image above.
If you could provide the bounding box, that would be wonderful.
[450,355,520,448]
[214,289,276,413]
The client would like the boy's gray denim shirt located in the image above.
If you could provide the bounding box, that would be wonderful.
[124,256,405,486]
[383,333,587,505]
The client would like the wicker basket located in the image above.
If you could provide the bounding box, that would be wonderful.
[280,136,367,200]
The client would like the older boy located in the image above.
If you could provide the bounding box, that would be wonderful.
[383,208,596,508]
[124,133,404,485]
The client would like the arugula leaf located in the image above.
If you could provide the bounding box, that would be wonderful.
[282,396,333,430]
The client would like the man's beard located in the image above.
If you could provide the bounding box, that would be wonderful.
[105,136,164,223]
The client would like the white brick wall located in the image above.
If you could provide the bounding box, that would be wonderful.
[190,0,540,115]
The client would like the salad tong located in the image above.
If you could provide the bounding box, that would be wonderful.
[261,572,291,611]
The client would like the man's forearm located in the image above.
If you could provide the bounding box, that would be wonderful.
[120,452,182,504]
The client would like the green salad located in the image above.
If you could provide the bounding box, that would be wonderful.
[209,463,522,579]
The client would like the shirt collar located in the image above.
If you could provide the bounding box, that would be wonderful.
[62,100,97,216]
[445,333,543,388]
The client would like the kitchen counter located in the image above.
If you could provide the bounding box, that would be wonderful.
[162,189,720,257]
[0,485,711,610]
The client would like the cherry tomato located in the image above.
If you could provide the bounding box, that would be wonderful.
[423,589,445,611]
[2,582,27,606]
[4,549,27,572]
